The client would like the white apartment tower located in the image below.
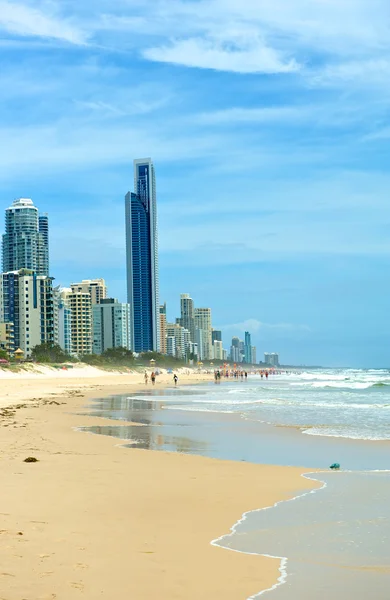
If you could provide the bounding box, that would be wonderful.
[194,307,213,361]
[92,298,131,354]
[70,279,107,305]
[68,291,92,356]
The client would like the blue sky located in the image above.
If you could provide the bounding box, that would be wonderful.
[0,0,389,367]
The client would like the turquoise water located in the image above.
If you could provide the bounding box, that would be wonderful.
[79,369,390,599]
[158,369,390,441]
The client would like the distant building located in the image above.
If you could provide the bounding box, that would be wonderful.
[230,336,245,363]
[180,294,196,342]
[166,323,186,360]
[244,331,252,363]
[196,328,205,361]
[53,286,72,355]
[2,198,49,276]
[92,298,131,354]
[159,303,167,354]
[212,329,222,343]
[68,291,92,356]
[0,270,54,356]
[125,158,159,353]
[251,346,257,365]
[70,279,107,305]
[195,308,212,360]
[166,335,176,358]
[213,340,223,360]
[264,352,279,367]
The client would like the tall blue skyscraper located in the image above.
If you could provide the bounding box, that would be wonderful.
[125,158,159,352]
[2,198,49,276]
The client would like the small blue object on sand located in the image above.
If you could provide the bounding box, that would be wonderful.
[330,463,341,470]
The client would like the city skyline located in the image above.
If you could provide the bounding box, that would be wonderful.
[0,1,388,366]
[0,187,260,363]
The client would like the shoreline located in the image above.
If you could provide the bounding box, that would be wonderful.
[211,470,328,598]
[0,370,319,599]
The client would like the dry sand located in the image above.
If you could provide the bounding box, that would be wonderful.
[0,368,318,599]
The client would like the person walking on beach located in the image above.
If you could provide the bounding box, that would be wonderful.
[144,371,148,385]
[173,374,178,386]
[151,372,156,385]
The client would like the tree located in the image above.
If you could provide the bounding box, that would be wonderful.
[81,347,134,366]
[31,343,71,363]
[102,347,134,363]
[0,349,9,361]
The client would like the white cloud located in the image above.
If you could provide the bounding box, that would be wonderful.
[0,1,86,44]
[197,106,304,124]
[143,36,299,74]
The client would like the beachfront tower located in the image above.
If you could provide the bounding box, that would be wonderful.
[70,279,107,305]
[194,307,213,360]
[180,294,196,342]
[125,158,160,352]
[2,198,49,276]
[159,303,167,354]
[244,331,252,364]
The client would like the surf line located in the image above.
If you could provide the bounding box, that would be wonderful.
[210,471,327,599]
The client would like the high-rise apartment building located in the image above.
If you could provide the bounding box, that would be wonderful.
[0,269,54,356]
[264,352,280,367]
[166,322,186,360]
[92,298,131,354]
[212,329,222,343]
[53,286,72,355]
[244,331,252,364]
[213,340,223,360]
[194,307,212,360]
[166,335,176,358]
[230,336,240,362]
[159,303,167,354]
[251,346,257,365]
[2,198,49,276]
[70,279,107,305]
[68,291,92,356]
[125,158,159,352]
[180,294,195,342]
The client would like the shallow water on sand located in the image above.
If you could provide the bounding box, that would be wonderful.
[79,384,390,600]
[214,471,390,599]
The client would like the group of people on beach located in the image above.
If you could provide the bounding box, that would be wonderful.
[214,369,249,382]
[144,371,178,386]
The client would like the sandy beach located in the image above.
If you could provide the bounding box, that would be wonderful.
[0,367,318,599]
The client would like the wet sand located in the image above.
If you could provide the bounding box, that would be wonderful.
[0,374,317,600]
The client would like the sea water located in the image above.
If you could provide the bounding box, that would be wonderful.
[79,369,390,599]
[213,471,390,599]
[158,369,390,441]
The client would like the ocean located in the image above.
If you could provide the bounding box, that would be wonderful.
[79,368,390,599]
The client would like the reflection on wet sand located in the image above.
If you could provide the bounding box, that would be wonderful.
[79,424,208,455]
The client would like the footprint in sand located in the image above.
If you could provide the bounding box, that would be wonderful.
[70,581,85,591]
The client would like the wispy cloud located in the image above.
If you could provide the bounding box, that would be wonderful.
[0,1,86,44]
[143,36,299,74]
